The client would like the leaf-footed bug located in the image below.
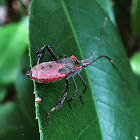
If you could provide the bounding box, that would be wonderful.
[26,17,113,122]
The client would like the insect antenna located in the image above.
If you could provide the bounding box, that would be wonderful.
[81,17,113,67]
[90,17,107,60]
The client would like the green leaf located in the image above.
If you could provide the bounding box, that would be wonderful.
[0,88,6,102]
[131,0,140,35]
[96,0,116,25]
[0,20,28,86]
[29,0,140,139]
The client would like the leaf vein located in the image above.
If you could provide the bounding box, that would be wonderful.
[76,117,97,140]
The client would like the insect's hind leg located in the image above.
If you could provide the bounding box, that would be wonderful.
[46,78,69,122]
[36,45,57,64]
[68,77,78,109]
[77,74,87,104]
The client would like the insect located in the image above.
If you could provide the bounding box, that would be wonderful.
[26,17,113,122]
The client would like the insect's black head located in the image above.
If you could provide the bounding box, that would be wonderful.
[81,59,92,67]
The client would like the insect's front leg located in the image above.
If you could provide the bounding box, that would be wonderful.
[36,45,57,64]
[46,78,69,122]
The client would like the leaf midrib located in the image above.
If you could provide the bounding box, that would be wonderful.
[60,0,103,139]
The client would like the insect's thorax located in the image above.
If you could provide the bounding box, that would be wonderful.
[56,56,82,72]
[56,56,79,68]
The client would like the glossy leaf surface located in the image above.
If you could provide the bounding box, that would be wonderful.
[29,0,140,139]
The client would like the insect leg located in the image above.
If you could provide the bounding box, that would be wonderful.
[45,45,57,61]
[77,73,87,105]
[46,78,69,122]
[68,77,78,109]
[36,45,57,64]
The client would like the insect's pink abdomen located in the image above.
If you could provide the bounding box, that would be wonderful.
[27,61,67,83]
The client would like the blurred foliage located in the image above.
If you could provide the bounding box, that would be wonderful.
[131,0,140,35]
[113,0,138,56]
[0,0,139,140]
[0,20,39,139]
[130,51,140,76]
[0,21,28,86]
[0,0,39,139]
[0,0,6,5]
